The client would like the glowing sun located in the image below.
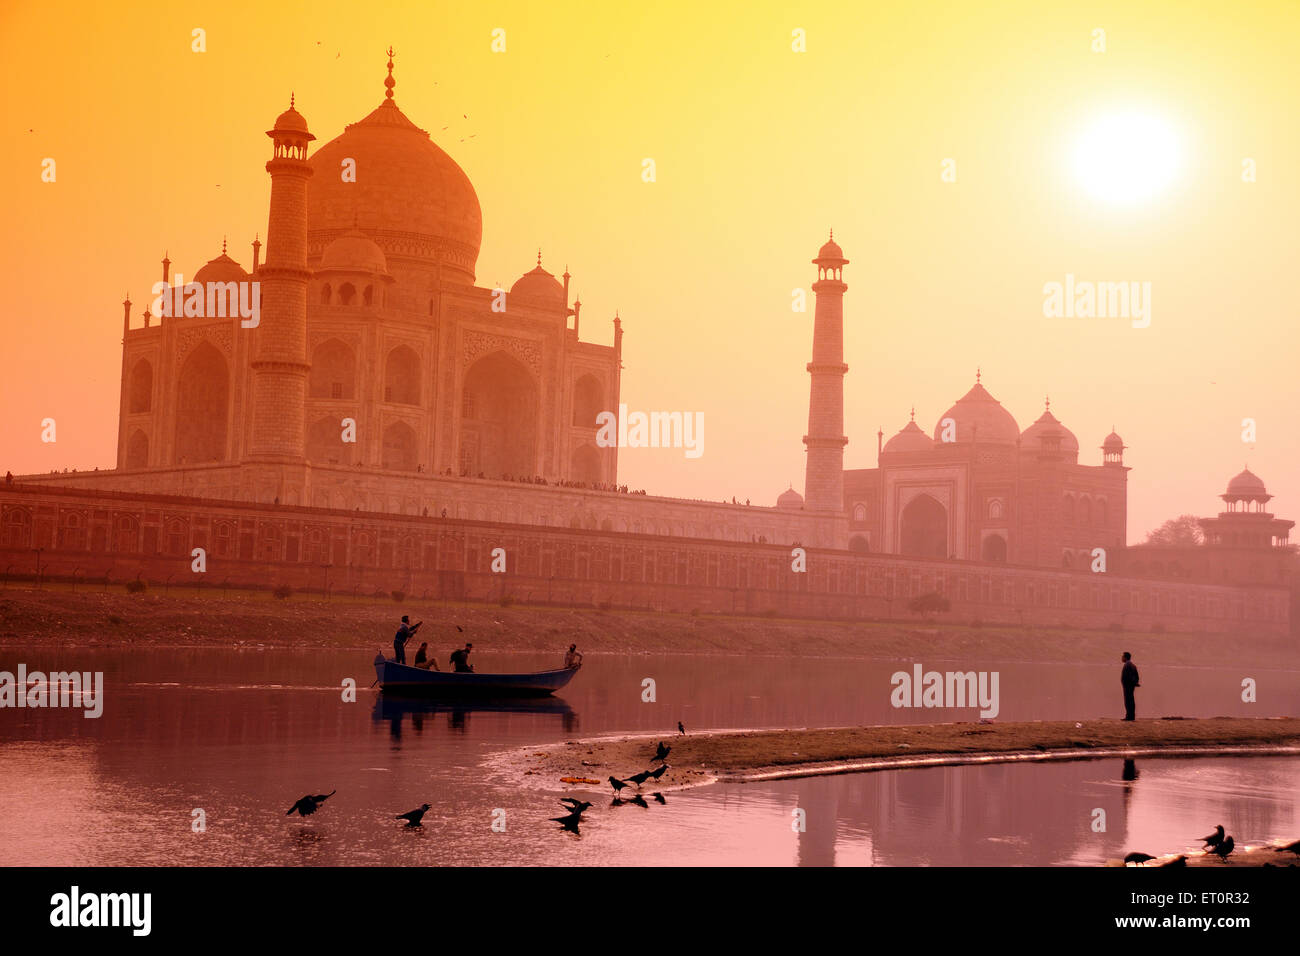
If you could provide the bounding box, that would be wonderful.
[1072,110,1182,203]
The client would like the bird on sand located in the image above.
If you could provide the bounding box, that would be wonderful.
[286,790,336,816]
[1201,825,1225,848]
[396,803,431,827]
[627,770,653,788]
[608,775,629,795]
[628,794,649,808]
[678,722,686,735]
[1210,836,1235,862]
[560,798,592,815]
[550,811,582,833]
[1159,855,1188,867]
[652,792,666,804]
[1124,852,1157,866]
[653,742,671,763]
[1276,839,1300,857]
[648,764,668,782]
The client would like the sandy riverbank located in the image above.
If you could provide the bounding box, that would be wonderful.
[493,717,1300,865]
[1,588,1295,666]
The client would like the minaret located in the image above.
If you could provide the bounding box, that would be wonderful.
[802,232,849,513]
[246,94,315,474]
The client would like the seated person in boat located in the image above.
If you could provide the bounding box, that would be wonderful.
[449,642,474,673]
[413,642,439,670]
[564,644,584,669]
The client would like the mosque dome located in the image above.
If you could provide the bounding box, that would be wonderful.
[1102,430,1126,453]
[817,235,844,260]
[319,229,389,275]
[1225,468,1268,499]
[776,486,804,509]
[932,377,1020,444]
[882,418,934,455]
[1020,404,1079,459]
[193,250,248,285]
[272,104,311,136]
[306,89,482,284]
[510,262,565,306]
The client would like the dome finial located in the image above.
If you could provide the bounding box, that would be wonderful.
[222,235,227,254]
[829,228,834,240]
[1045,394,1050,410]
[384,46,396,102]
[976,366,981,384]
[537,248,542,267]
[909,405,915,422]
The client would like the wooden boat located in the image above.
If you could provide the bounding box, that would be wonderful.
[372,654,580,697]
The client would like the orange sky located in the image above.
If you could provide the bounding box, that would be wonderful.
[2,0,1297,542]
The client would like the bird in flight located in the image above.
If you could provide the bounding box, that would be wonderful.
[560,798,593,815]
[286,790,336,816]
[396,803,431,827]
[652,792,666,804]
[1201,825,1225,848]
[653,742,670,763]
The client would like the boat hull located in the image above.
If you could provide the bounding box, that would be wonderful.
[373,656,579,697]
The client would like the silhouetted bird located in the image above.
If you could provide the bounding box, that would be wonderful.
[648,764,668,782]
[1211,836,1235,862]
[1201,825,1225,848]
[609,775,629,795]
[628,770,653,788]
[1275,838,1300,857]
[652,792,666,804]
[396,803,431,827]
[1124,852,1157,866]
[560,798,593,816]
[550,812,582,833]
[1160,855,1188,867]
[286,790,336,817]
[653,742,670,763]
[678,722,686,735]
[629,794,649,808]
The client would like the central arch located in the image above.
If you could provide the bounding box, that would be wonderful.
[900,493,948,558]
[459,351,539,477]
[174,342,228,463]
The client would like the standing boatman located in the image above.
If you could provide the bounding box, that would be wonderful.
[393,615,422,665]
[1120,651,1140,721]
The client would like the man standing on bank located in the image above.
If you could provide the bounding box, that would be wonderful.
[1121,651,1140,721]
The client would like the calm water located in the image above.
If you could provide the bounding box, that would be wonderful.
[0,647,1296,866]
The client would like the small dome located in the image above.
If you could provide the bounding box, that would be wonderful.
[319,229,389,275]
[1021,405,1079,459]
[272,104,312,136]
[510,263,565,306]
[1102,430,1125,453]
[882,419,934,455]
[1225,468,1268,498]
[817,236,844,260]
[933,379,1020,444]
[193,252,248,286]
[776,486,804,509]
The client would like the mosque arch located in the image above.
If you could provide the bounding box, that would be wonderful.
[572,374,604,427]
[1080,496,1092,526]
[848,534,871,553]
[900,494,948,558]
[381,421,419,472]
[129,359,153,413]
[338,282,356,305]
[852,503,868,522]
[306,415,352,466]
[571,444,601,484]
[310,338,357,400]
[385,345,421,405]
[174,342,228,464]
[459,350,540,478]
[982,534,1008,563]
[320,283,332,305]
[126,430,149,469]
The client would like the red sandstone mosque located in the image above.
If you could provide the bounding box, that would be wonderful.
[3,59,1295,634]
